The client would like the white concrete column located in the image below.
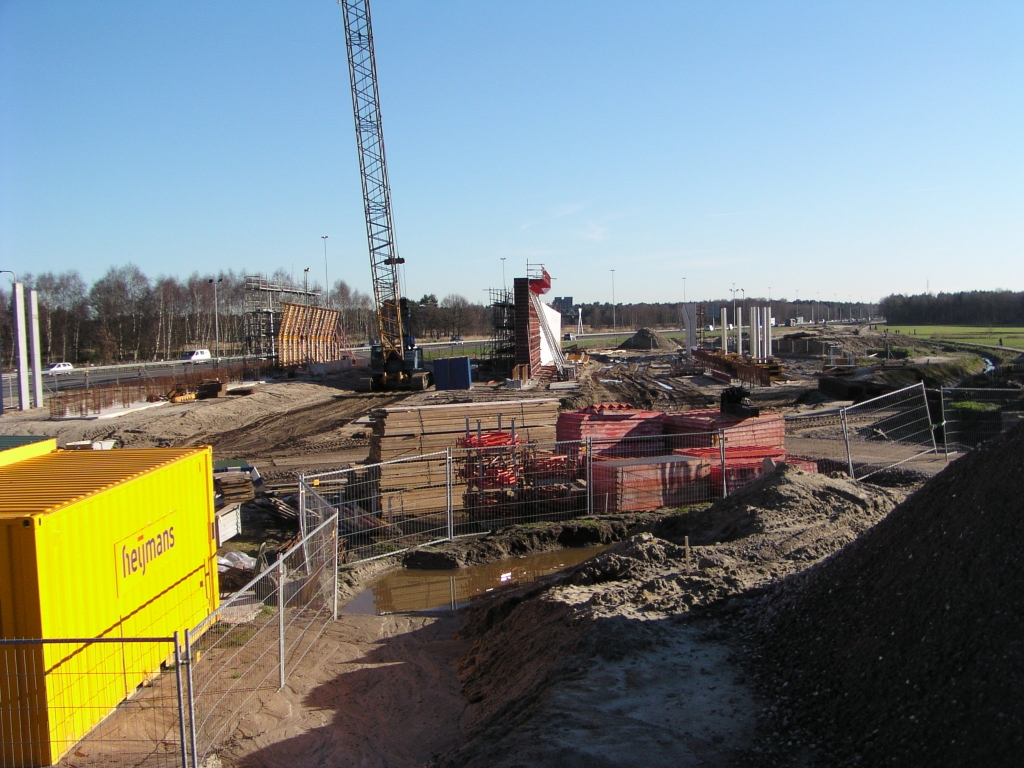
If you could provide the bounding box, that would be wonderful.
[736,306,743,356]
[753,307,761,360]
[765,307,772,358]
[13,283,30,411]
[28,289,44,407]
[721,306,729,353]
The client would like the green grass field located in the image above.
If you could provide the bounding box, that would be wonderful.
[882,325,1024,350]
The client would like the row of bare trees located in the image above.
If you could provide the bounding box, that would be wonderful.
[0,266,488,366]
[6,263,887,367]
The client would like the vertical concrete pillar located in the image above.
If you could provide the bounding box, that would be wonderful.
[760,306,766,358]
[721,306,728,353]
[28,289,44,407]
[753,306,760,359]
[766,306,773,358]
[736,306,743,357]
[13,283,30,411]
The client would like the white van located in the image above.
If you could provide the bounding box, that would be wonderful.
[181,349,212,363]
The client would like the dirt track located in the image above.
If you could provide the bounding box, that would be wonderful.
[221,614,470,768]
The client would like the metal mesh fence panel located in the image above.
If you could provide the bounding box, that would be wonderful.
[841,383,938,479]
[941,388,1024,454]
[304,452,451,562]
[0,637,187,768]
[185,513,338,767]
[784,408,854,475]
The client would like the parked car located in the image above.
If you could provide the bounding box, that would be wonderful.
[450,335,463,342]
[181,349,212,363]
[43,361,74,374]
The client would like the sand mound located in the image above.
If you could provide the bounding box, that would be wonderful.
[655,463,903,563]
[617,327,676,350]
[753,424,1024,767]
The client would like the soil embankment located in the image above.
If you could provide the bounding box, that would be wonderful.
[749,423,1024,767]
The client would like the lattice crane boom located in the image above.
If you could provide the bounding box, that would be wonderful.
[340,0,405,363]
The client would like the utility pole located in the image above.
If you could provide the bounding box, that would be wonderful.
[208,278,222,359]
[304,268,311,306]
[611,269,616,331]
[682,277,686,303]
[322,236,330,307]
[730,283,739,329]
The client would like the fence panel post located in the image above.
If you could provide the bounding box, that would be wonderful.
[585,437,593,515]
[446,447,454,540]
[922,382,939,456]
[173,632,190,768]
[718,429,728,497]
[840,408,855,479]
[940,387,949,461]
[184,628,199,768]
[277,556,286,690]
[332,513,340,621]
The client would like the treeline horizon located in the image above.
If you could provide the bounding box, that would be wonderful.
[879,290,1024,326]
[1,263,888,366]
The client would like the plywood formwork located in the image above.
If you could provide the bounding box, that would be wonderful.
[276,302,349,366]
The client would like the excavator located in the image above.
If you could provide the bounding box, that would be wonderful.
[341,0,432,391]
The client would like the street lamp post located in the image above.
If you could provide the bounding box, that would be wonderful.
[304,267,311,306]
[682,277,686,303]
[208,277,222,359]
[611,270,616,331]
[322,236,329,307]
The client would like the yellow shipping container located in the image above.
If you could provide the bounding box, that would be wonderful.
[0,447,220,767]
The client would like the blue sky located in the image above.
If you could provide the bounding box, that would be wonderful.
[1,1,1021,306]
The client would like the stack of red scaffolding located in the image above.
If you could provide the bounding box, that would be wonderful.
[674,445,816,495]
[556,403,665,458]
[664,409,786,451]
[592,455,711,513]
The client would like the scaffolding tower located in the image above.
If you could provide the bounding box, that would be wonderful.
[696,303,708,349]
[484,287,515,378]
[243,275,323,360]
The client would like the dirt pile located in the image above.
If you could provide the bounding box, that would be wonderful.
[561,465,905,617]
[617,327,676,350]
[751,424,1024,767]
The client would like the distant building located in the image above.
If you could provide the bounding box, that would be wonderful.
[551,296,574,315]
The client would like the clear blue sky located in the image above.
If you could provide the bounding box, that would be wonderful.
[1,1,1021,306]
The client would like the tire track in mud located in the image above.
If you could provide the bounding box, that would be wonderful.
[207,393,407,458]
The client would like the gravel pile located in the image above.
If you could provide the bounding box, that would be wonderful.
[617,327,676,350]
[752,424,1024,767]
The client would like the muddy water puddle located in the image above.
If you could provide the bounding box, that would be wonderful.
[342,545,610,615]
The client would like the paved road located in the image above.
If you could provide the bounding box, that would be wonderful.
[1,356,252,409]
